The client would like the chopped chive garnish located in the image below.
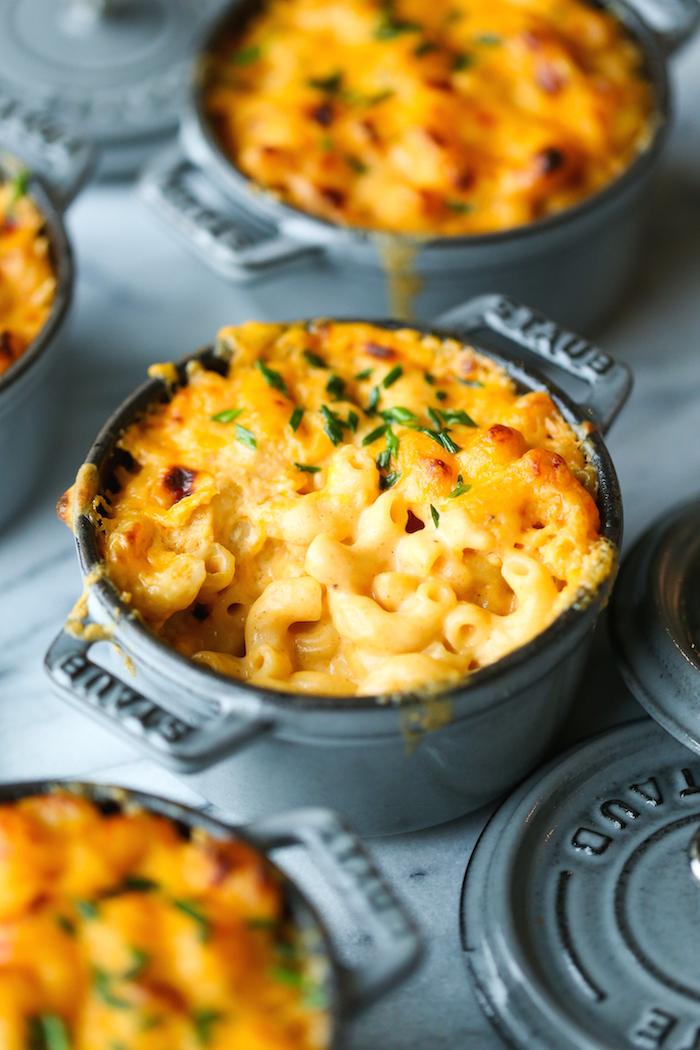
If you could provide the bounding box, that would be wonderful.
[367,89,394,105]
[452,53,473,70]
[380,470,402,490]
[125,947,150,980]
[448,475,472,498]
[383,364,403,388]
[193,1009,225,1047]
[446,199,474,213]
[385,427,399,457]
[303,349,327,368]
[93,968,129,1008]
[123,875,159,892]
[436,430,461,453]
[380,406,418,423]
[366,385,380,414]
[290,406,304,431]
[476,32,501,45]
[294,462,321,473]
[307,72,343,93]
[326,374,346,400]
[210,407,242,423]
[355,368,373,380]
[427,406,442,430]
[346,155,368,174]
[232,45,261,65]
[174,900,210,942]
[56,914,75,936]
[415,40,438,56]
[376,448,391,471]
[256,359,288,395]
[321,405,344,446]
[270,965,303,987]
[408,424,462,454]
[430,505,440,528]
[304,984,329,1010]
[235,424,258,450]
[8,171,28,210]
[362,423,388,446]
[76,900,98,920]
[375,13,420,38]
[37,1014,71,1050]
[246,917,279,930]
[424,373,435,385]
[437,408,478,426]
[436,390,448,401]
[320,136,334,151]
[347,409,359,432]
[459,378,485,387]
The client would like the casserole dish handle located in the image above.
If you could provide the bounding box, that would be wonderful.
[0,96,95,210]
[435,293,632,433]
[631,0,700,54]
[44,625,272,773]
[139,148,322,283]
[246,807,422,1014]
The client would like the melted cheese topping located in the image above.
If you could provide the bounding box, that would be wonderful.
[204,0,653,235]
[0,790,328,1049]
[0,176,56,377]
[80,321,613,698]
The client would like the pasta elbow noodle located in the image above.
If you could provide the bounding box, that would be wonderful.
[92,320,614,696]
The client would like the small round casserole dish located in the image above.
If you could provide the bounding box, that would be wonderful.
[0,104,93,532]
[0,780,420,1047]
[140,0,698,328]
[45,294,630,834]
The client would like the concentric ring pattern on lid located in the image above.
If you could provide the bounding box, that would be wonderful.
[611,497,700,758]
[0,0,225,177]
[461,720,700,1050]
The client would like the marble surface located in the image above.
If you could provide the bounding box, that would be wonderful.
[3,27,700,1049]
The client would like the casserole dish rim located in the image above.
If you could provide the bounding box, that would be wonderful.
[66,314,622,715]
[189,0,669,253]
[0,169,74,397]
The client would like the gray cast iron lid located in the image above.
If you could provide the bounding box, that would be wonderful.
[0,0,225,171]
[611,496,700,758]
[461,719,700,1050]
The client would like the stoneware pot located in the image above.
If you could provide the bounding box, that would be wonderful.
[45,294,630,835]
[0,779,421,1046]
[139,0,699,329]
[0,101,93,531]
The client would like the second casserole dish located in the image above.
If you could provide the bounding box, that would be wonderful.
[46,295,629,834]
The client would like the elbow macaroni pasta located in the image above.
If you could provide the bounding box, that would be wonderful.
[62,320,613,698]
[204,0,652,235]
[0,174,56,377]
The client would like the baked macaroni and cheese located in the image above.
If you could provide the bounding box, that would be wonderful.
[204,0,653,235]
[61,321,613,698]
[0,172,56,377]
[0,789,328,1049]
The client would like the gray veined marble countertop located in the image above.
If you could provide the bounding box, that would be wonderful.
[3,30,700,1050]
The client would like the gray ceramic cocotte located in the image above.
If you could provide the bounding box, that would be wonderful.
[0,101,94,532]
[139,0,700,330]
[45,294,630,835]
[0,779,421,1047]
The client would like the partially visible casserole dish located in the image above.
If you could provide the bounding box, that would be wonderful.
[205,0,653,236]
[0,171,56,377]
[0,789,327,1049]
[60,320,612,698]
[0,782,419,1046]
[46,296,629,832]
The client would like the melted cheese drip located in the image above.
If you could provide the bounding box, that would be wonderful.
[204,0,653,235]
